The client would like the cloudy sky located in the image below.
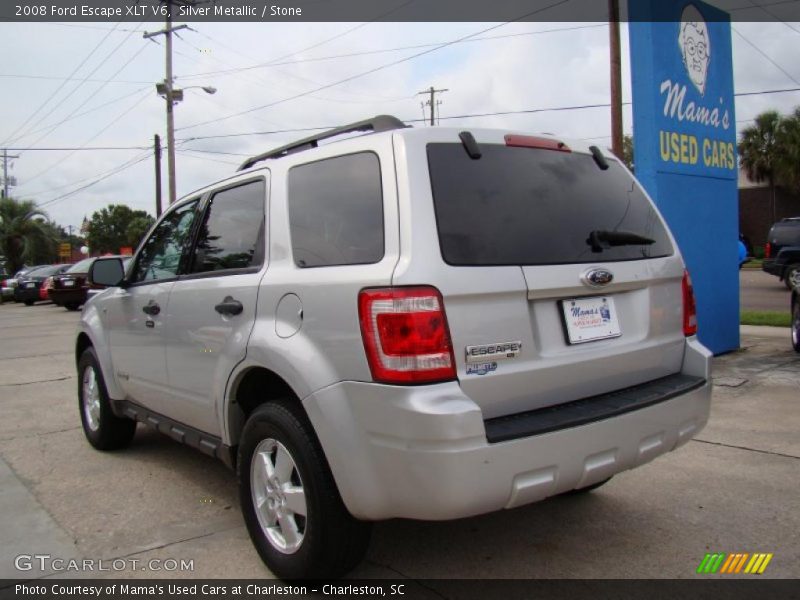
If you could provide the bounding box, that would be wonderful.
[1,2,799,233]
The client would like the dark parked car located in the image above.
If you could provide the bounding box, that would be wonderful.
[16,264,72,305]
[50,257,122,311]
[11,265,50,302]
[763,217,800,289]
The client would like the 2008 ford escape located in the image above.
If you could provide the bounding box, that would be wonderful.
[76,116,712,579]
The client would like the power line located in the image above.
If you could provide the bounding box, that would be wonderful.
[3,146,150,151]
[25,150,150,198]
[732,26,800,87]
[37,152,151,209]
[178,24,606,80]
[187,0,416,80]
[181,28,411,105]
[176,150,240,166]
[0,22,120,148]
[0,74,151,84]
[21,86,151,140]
[40,23,146,33]
[174,86,800,144]
[177,0,571,133]
[10,25,145,151]
[735,86,800,97]
[19,87,152,188]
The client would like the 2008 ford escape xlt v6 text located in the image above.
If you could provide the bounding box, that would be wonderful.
[76,116,712,580]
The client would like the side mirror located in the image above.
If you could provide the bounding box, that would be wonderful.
[88,258,126,288]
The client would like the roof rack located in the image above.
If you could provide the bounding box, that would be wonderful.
[237,115,408,171]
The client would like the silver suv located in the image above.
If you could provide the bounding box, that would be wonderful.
[78,116,712,579]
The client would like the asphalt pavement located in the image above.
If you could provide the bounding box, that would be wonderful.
[0,301,798,582]
[740,268,792,312]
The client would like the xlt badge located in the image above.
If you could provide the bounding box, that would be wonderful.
[465,341,522,364]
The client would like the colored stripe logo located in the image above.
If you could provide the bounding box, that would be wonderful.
[697,552,773,574]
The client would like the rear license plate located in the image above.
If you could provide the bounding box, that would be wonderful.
[63,280,75,287]
[561,296,621,344]
[26,282,36,288]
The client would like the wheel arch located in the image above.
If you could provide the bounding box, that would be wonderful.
[226,365,306,449]
[76,332,93,365]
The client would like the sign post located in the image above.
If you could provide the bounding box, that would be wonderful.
[630,0,739,354]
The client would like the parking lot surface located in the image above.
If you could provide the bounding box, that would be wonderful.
[740,269,793,312]
[0,302,798,580]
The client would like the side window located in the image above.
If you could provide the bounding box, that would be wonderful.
[288,152,384,268]
[190,179,265,274]
[131,200,198,284]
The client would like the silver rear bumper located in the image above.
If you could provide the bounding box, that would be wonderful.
[303,339,712,521]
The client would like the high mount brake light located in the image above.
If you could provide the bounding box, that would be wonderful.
[358,286,456,384]
[504,134,571,152]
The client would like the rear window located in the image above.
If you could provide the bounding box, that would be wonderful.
[31,265,61,277]
[769,221,800,245]
[67,258,95,273]
[427,143,673,265]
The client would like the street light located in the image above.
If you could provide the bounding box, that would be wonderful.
[155,81,216,205]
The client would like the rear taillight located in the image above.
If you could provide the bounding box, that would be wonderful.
[358,286,456,384]
[765,242,771,259]
[682,270,697,337]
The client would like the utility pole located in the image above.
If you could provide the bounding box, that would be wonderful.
[608,0,624,160]
[154,134,163,217]
[2,149,20,198]
[418,86,448,126]
[144,6,188,206]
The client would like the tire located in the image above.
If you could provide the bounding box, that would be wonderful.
[784,264,799,290]
[65,302,81,311]
[792,298,800,353]
[238,401,371,580]
[564,477,613,495]
[24,299,34,306]
[77,347,136,451]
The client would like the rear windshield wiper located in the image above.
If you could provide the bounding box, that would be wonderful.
[587,230,656,253]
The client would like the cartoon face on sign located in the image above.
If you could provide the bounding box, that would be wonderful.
[678,4,711,96]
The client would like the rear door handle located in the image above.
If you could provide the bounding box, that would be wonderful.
[142,301,160,316]
[215,296,243,316]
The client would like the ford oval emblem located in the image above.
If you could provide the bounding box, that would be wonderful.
[584,268,614,287]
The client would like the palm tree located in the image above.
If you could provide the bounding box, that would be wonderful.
[776,107,800,195]
[0,197,49,274]
[738,110,782,223]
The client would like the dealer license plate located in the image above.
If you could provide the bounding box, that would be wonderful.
[62,280,75,287]
[561,296,621,344]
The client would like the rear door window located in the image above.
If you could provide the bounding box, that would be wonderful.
[288,152,384,268]
[427,143,673,265]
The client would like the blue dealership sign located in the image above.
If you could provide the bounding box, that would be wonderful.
[630,0,739,354]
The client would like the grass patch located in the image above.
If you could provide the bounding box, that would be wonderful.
[740,310,792,327]
[741,258,763,269]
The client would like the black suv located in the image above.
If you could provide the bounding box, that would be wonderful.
[763,218,800,289]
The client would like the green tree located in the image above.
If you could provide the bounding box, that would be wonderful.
[622,134,634,172]
[0,197,50,274]
[86,204,155,254]
[776,107,800,194]
[23,219,61,265]
[738,110,782,223]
